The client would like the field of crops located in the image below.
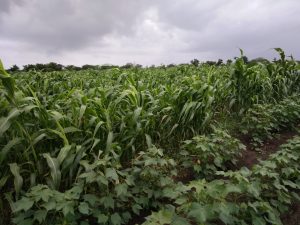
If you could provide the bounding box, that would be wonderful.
[1,49,300,225]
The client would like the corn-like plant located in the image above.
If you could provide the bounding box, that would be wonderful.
[0,49,300,224]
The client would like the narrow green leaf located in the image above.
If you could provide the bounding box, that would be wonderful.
[42,153,61,190]
[9,163,23,198]
[0,138,22,164]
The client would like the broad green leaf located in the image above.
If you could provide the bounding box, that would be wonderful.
[62,201,75,216]
[252,216,266,225]
[172,215,191,225]
[187,203,208,223]
[83,194,99,206]
[111,213,122,225]
[156,209,173,224]
[105,168,118,181]
[33,210,47,223]
[14,197,34,212]
[132,204,142,215]
[97,214,108,224]
[115,183,128,197]
[78,202,89,215]
[100,196,114,209]
[42,200,56,211]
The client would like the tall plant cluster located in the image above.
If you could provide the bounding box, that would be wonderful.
[0,49,300,224]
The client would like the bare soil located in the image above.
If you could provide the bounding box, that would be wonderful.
[237,129,300,225]
[175,128,300,225]
[236,130,297,169]
[282,201,300,225]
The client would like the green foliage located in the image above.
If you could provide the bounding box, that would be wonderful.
[241,96,300,146]
[0,49,300,224]
[23,62,63,72]
[0,60,16,104]
[9,147,183,225]
[181,128,245,178]
[144,136,300,225]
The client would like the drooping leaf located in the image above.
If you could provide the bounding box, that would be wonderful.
[9,163,23,198]
[0,108,21,136]
[0,137,22,164]
[42,153,61,190]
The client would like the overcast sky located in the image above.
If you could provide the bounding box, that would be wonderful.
[0,0,299,67]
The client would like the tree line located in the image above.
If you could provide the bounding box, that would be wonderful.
[7,56,295,73]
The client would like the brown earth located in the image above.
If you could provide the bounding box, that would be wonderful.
[282,202,300,225]
[237,129,300,225]
[236,130,297,169]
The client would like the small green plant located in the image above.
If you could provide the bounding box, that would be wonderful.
[8,147,184,225]
[0,49,300,224]
[144,135,300,225]
[241,96,300,147]
[181,128,245,178]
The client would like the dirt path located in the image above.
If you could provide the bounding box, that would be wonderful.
[237,129,300,225]
[236,130,297,169]
[281,202,300,225]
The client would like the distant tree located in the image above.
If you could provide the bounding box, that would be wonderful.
[100,64,119,70]
[23,64,36,71]
[216,59,223,66]
[45,62,63,71]
[226,59,233,65]
[205,61,216,66]
[81,64,97,70]
[34,63,47,71]
[167,64,176,68]
[65,65,81,71]
[7,65,20,73]
[178,63,189,66]
[157,64,166,69]
[121,63,134,69]
[23,62,63,72]
[190,59,199,67]
[249,57,269,65]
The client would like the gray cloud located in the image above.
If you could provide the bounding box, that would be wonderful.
[0,0,152,52]
[0,0,23,14]
[0,0,299,67]
[154,0,300,59]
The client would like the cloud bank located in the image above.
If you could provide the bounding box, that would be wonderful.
[0,0,299,67]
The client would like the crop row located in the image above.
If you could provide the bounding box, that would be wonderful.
[144,135,300,225]
[241,96,300,146]
[0,49,300,224]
